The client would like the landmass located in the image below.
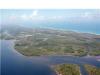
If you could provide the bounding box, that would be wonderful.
[1,25,100,56]
[84,64,100,75]
[52,64,100,75]
[52,64,81,75]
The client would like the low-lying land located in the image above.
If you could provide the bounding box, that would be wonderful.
[52,64,100,75]
[14,28,100,56]
[52,64,81,75]
[84,64,100,75]
[1,25,100,56]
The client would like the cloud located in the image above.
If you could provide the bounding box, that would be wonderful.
[32,10,38,16]
[20,10,39,20]
[20,10,65,21]
[20,10,45,21]
[6,10,100,24]
[30,10,38,18]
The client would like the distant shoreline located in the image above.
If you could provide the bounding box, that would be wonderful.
[34,27,100,35]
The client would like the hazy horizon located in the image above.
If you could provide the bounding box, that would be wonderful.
[1,9,100,34]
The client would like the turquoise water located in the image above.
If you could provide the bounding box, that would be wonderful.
[25,22,100,34]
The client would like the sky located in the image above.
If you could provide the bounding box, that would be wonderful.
[1,9,100,24]
[0,9,100,34]
[0,0,100,9]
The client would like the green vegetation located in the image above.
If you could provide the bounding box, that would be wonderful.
[52,64,81,75]
[1,25,100,56]
[90,50,100,56]
[14,29,100,56]
[52,64,100,75]
[84,64,100,75]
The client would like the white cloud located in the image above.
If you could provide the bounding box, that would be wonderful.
[7,10,100,23]
[20,10,40,20]
[20,10,65,21]
[30,10,38,18]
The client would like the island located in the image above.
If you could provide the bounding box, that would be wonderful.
[1,25,100,56]
[84,64,100,75]
[52,64,81,75]
[52,64,100,75]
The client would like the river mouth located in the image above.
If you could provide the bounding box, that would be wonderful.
[1,40,100,75]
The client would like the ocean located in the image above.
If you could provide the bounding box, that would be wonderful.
[25,21,100,34]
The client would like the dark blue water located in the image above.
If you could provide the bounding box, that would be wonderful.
[1,40,56,75]
[1,40,100,75]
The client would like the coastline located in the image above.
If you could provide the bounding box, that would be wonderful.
[37,27,100,35]
[1,27,100,57]
[0,39,100,75]
[1,39,100,58]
